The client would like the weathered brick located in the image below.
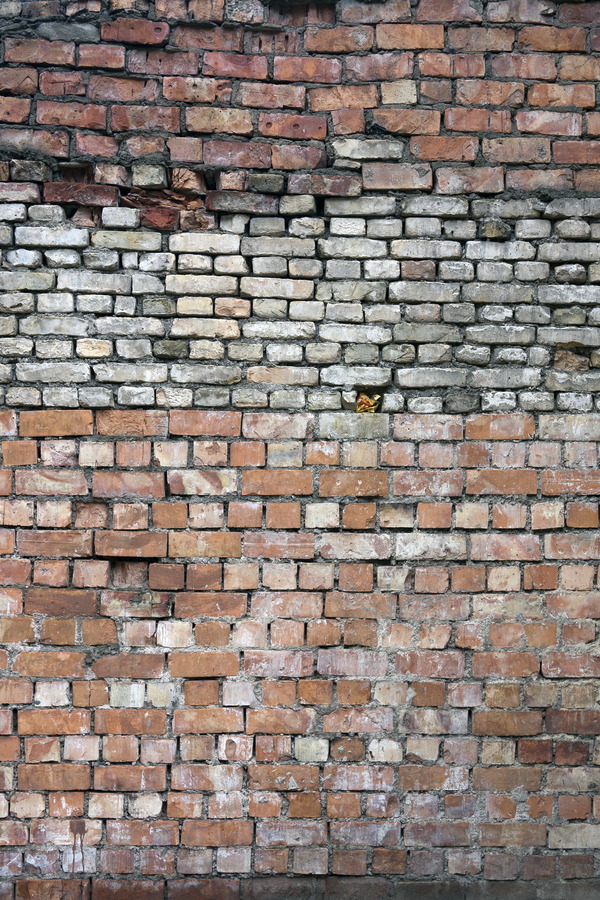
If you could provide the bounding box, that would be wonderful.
[309,85,379,111]
[5,39,75,65]
[305,26,373,52]
[203,52,267,80]
[112,105,179,132]
[101,18,169,44]
[274,56,341,83]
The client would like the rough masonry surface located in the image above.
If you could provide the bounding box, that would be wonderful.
[0,0,600,894]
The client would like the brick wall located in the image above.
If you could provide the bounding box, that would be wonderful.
[1,0,600,895]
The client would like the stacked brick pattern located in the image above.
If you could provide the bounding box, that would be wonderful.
[1,0,600,894]
[0,408,599,895]
[5,197,600,414]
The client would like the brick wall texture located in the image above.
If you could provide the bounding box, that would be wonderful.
[1,0,600,895]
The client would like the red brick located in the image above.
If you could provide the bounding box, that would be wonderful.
[456,80,525,106]
[247,709,316,734]
[79,43,126,68]
[44,183,119,206]
[204,140,271,168]
[445,108,511,134]
[95,710,166,735]
[449,26,514,50]
[0,98,30,124]
[554,142,600,165]
[186,107,252,135]
[40,70,85,95]
[0,68,37,94]
[396,650,464,678]
[0,127,69,157]
[97,411,167,436]
[437,165,505,193]
[309,84,378,111]
[376,23,443,48]
[274,56,341,83]
[471,534,540,561]
[405,822,470,846]
[169,651,238,677]
[546,711,600,735]
[305,25,373,52]
[519,25,585,51]
[17,530,92,558]
[542,652,600,678]
[88,75,158,102]
[19,383,81,423]
[492,53,557,80]
[18,764,90,790]
[92,652,164,679]
[272,145,326,170]
[466,469,536,495]
[258,113,326,140]
[203,51,267,80]
[529,83,595,109]
[25,587,96,616]
[560,56,600,81]
[559,2,600,23]
[372,108,440,134]
[92,880,164,899]
[287,173,362,196]
[338,0,409,21]
[240,82,305,109]
[169,881,237,900]
[372,849,407,874]
[36,100,106,130]
[18,709,90,735]
[416,0,482,20]
[169,531,241,558]
[319,470,387,497]
[473,711,543,738]
[129,48,198,74]
[466,414,534,440]
[346,53,412,81]
[473,652,539,678]
[75,134,119,157]
[5,38,75,65]
[173,709,243,733]
[112,105,179,132]
[182,820,253,846]
[517,110,581,137]
[0,560,30,585]
[480,823,546,847]
[94,766,166,791]
[102,18,169,44]
[473,767,542,792]
[17,881,89,900]
[93,471,164,499]
[173,25,242,51]
[244,532,314,560]
[411,136,478,161]
[546,533,600,560]
[393,471,462,496]
[332,109,366,134]
[419,51,485,78]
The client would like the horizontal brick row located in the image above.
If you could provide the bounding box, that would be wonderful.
[4,198,600,412]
